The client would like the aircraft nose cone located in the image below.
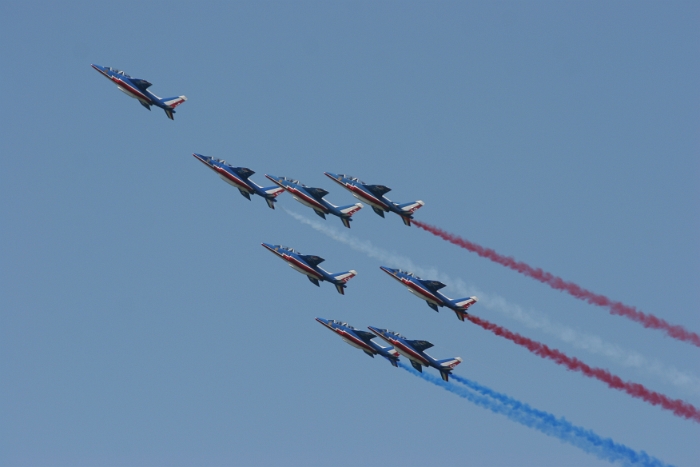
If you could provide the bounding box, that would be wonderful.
[192,153,209,163]
[315,317,330,326]
[261,242,275,252]
[368,326,384,336]
[380,266,396,275]
[324,172,339,180]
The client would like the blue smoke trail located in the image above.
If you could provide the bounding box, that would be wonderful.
[398,363,670,467]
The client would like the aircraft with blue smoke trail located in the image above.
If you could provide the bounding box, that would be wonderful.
[368,327,461,381]
[316,318,400,366]
[192,154,284,208]
[380,266,478,321]
[261,243,357,294]
[91,64,187,120]
[324,172,424,226]
[265,174,363,228]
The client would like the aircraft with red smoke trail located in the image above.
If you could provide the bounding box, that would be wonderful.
[368,326,462,381]
[380,266,478,321]
[324,172,424,226]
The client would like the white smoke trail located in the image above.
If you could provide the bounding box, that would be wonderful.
[284,208,700,395]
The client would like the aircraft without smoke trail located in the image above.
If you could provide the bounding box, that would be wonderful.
[192,154,284,208]
[324,172,424,226]
[91,64,187,120]
[265,174,363,228]
[380,266,478,321]
[316,318,400,366]
[368,327,462,381]
[261,243,357,295]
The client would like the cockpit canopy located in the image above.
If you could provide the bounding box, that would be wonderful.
[280,245,297,253]
[329,320,353,329]
[104,67,131,78]
[398,269,418,278]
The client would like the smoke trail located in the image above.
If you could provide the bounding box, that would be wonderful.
[399,363,669,467]
[412,220,700,347]
[284,209,700,394]
[466,315,700,423]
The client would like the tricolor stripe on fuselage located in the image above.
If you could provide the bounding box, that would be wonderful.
[287,187,329,213]
[283,254,325,280]
[215,166,254,192]
[335,329,376,353]
[401,278,445,305]
[111,77,153,104]
[388,338,430,366]
[346,184,390,211]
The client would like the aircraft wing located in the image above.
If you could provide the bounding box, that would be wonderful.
[235,167,255,179]
[131,78,152,91]
[423,280,447,292]
[305,187,329,201]
[353,330,377,342]
[408,340,434,352]
[299,254,325,267]
[365,184,391,197]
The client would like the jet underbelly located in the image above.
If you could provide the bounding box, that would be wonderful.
[341,337,372,352]
[288,262,323,279]
[292,195,327,212]
[218,172,249,191]
[406,286,441,305]
[351,189,389,211]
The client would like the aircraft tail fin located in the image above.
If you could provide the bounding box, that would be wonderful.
[450,296,478,311]
[397,200,425,214]
[161,95,187,109]
[257,185,284,209]
[335,203,362,228]
[437,357,462,381]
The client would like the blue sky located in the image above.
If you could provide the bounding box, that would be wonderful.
[1,2,698,466]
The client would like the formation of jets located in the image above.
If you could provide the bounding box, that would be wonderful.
[92,64,480,383]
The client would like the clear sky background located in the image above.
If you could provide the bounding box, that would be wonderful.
[1,2,698,466]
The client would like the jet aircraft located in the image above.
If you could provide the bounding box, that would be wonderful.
[91,64,187,120]
[380,266,478,321]
[316,318,400,366]
[324,172,424,226]
[261,243,357,294]
[192,154,284,208]
[265,174,363,228]
[368,327,461,381]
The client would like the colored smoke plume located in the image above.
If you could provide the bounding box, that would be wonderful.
[466,315,700,423]
[399,363,668,466]
[413,220,700,347]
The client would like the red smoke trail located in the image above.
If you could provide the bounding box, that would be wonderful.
[413,220,700,347]
[466,315,700,423]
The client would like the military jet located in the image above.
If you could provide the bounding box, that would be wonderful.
[380,267,478,321]
[316,318,400,366]
[324,172,424,226]
[192,154,284,208]
[265,174,363,228]
[262,243,357,294]
[91,64,186,120]
[368,327,461,381]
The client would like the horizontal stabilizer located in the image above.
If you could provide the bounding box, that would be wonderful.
[372,206,385,217]
[306,187,329,201]
[314,210,326,219]
[451,296,478,311]
[366,184,392,197]
[300,255,325,267]
[265,198,276,209]
[408,340,434,352]
[338,203,363,216]
[437,357,462,370]
[262,186,285,197]
[238,189,251,200]
[341,217,351,229]
[308,276,320,287]
[161,95,187,109]
[164,108,174,120]
[335,283,346,295]
[331,270,357,284]
[389,358,399,367]
[397,200,425,214]
[410,360,423,372]
[440,370,450,382]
